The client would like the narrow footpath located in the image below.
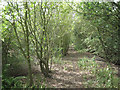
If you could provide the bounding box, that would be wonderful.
[44,46,118,88]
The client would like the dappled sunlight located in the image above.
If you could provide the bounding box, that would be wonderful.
[2,1,119,89]
[43,46,119,88]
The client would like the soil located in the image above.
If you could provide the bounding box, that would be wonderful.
[33,46,119,88]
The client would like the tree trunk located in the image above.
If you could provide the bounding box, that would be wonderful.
[118,25,120,65]
[24,2,33,86]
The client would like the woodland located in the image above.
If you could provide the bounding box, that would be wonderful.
[1,1,120,89]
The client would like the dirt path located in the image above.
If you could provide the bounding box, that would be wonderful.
[33,46,118,88]
[44,46,117,88]
[45,46,84,88]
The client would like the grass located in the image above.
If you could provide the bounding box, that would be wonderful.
[78,57,119,88]
[52,57,65,64]
[63,66,67,70]
[78,49,87,53]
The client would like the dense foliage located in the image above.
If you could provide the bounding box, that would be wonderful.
[2,2,72,88]
[73,2,120,64]
[1,1,119,89]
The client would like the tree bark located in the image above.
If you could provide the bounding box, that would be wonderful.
[24,2,33,86]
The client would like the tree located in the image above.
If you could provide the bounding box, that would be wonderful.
[3,2,33,86]
[69,2,119,64]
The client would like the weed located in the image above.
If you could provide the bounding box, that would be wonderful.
[52,57,64,64]
[64,66,67,70]
[78,57,119,88]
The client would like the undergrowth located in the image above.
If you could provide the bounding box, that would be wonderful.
[52,57,64,64]
[78,57,119,88]
[2,73,46,89]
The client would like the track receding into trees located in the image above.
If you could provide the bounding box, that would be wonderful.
[42,46,118,88]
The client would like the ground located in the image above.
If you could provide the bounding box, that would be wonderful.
[33,46,119,88]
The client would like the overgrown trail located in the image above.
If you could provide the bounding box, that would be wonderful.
[43,46,118,88]
[45,46,84,88]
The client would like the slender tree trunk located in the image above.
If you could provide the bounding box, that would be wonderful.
[24,2,33,86]
[118,25,120,64]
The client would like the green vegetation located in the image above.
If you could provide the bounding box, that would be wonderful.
[73,2,119,64]
[1,1,120,89]
[52,57,64,64]
[78,57,118,88]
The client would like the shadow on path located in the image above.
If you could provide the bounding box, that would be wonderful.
[45,46,91,88]
[43,46,118,88]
